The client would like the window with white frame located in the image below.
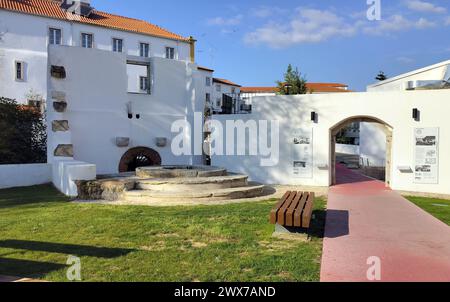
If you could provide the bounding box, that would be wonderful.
[81,33,93,48]
[112,38,123,52]
[140,76,149,92]
[165,47,175,59]
[216,84,221,92]
[140,43,150,57]
[231,87,236,94]
[206,93,211,103]
[15,61,24,81]
[206,77,211,87]
[49,28,62,45]
[216,98,221,107]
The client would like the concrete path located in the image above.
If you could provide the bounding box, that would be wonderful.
[321,164,450,282]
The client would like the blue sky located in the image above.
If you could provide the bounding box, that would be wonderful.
[94,0,450,91]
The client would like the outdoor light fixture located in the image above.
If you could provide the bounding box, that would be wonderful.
[136,114,141,119]
[311,112,317,122]
[412,108,420,121]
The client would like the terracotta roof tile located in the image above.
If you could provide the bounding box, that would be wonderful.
[241,83,351,94]
[0,0,190,42]
[213,78,241,87]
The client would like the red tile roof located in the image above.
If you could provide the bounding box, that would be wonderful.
[241,83,351,94]
[213,78,241,87]
[0,0,190,42]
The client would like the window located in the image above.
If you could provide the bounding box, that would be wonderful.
[165,47,175,59]
[15,61,24,81]
[140,43,150,57]
[112,38,123,52]
[216,84,221,92]
[216,98,221,107]
[206,93,211,103]
[140,76,149,91]
[81,33,93,48]
[231,87,236,94]
[49,28,62,45]
[206,77,211,87]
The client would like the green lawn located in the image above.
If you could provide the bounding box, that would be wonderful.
[0,185,326,282]
[405,196,450,226]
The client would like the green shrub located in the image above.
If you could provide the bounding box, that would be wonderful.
[0,97,47,164]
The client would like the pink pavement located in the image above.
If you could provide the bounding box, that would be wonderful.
[320,164,450,282]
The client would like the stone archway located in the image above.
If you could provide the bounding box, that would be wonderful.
[329,116,393,186]
[118,147,162,173]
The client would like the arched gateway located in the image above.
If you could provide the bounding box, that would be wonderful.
[118,147,162,173]
[330,116,393,186]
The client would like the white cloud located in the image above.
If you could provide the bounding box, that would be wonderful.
[207,15,243,26]
[244,8,357,48]
[445,16,450,25]
[363,15,436,35]
[397,56,415,63]
[405,0,447,14]
[251,6,288,18]
[416,17,437,28]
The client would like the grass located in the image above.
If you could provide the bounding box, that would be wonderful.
[0,185,326,282]
[405,196,450,226]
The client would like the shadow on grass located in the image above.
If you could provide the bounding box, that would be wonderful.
[0,257,67,279]
[308,208,327,239]
[0,240,135,258]
[0,184,69,209]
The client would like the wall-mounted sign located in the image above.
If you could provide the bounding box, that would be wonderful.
[292,128,313,178]
[414,128,439,184]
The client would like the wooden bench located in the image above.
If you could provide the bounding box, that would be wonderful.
[269,191,315,229]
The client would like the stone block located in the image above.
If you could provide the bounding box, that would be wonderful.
[51,65,66,79]
[53,101,67,112]
[52,120,69,132]
[116,137,130,147]
[54,144,73,157]
[51,91,66,101]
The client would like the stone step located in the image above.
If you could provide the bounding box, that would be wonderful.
[123,183,266,201]
[136,166,227,179]
[136,174,248,191]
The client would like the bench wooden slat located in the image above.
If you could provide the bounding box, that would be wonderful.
[269,191,291,224]
[285,192,303,227]
[277,192,297,225]
[302,192,315,228]
[293,192,308,227]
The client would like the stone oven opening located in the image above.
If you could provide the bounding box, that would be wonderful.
[118,147,161,173]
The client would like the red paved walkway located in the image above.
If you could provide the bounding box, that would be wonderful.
[321,164,450,282]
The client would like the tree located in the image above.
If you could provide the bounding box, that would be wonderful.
[276,64,308,95]
[375,71,387,81]
[0,97,47,164]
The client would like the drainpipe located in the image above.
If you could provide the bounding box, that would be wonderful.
[188,36,196,63]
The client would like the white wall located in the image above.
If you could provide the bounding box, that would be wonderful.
[52,160,96,197]
[0,164,51,189]
[0,10,190,103]
[359,122,386,167]
[335,144,360,155]
[48,46,204,175]
[212,90,450,195]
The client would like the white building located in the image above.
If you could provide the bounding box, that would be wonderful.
[0,0,195,104]
[212,78,241,114]
[367,60,450,92]
[0,0,211,195]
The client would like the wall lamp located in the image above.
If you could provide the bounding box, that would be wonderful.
[311,111,318,123]
[412,108,420,121]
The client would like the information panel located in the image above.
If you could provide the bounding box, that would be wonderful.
[414,128,439,184]
[292,128,313,178]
